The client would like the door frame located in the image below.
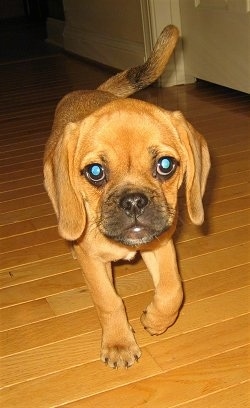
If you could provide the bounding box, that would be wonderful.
[140,0,192,86]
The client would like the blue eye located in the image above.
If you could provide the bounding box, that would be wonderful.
[156,156,178,177]
[90,165,102,177]
[82,163,106,185]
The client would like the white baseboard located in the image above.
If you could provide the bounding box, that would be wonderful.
[46,17,65,48]
[63,25,145,70]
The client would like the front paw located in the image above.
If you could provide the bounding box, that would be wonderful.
[140,305,179,336]
[101,336,141,368]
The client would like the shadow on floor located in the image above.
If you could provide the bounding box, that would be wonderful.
[0,17,61,63]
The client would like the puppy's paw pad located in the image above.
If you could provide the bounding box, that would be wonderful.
[101,342,141,369]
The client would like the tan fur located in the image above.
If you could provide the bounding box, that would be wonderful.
[44,25,210,368]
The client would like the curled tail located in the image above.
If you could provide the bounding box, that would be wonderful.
[97,25,179,98]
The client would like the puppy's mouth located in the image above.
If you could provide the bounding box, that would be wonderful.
[99,189,175,247]
[122,222,167,246]
[103,218,169,246]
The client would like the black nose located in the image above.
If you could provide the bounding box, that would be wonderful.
[119,192,149,217]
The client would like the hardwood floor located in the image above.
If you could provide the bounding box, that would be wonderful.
[0,51,249,407]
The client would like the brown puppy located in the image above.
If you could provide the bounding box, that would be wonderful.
[44,25,210,368]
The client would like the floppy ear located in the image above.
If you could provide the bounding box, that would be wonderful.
[44,122,86,241]
[172,111,210,225]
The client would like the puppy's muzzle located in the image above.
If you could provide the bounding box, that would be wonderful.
[100,188,175,247]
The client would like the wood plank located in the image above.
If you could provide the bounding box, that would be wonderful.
[1,343,248,408]
[67,346,250,408]
[0,203,53,225]
[0,165,43,183]
[179,193,250,226]
[0,158,43,176]
[63,382,250,408]
[0,226,59,254]
[0,184,48,203]
[0,135,47,150]
[206,124,250,146]
[0,106,54,122]
[0,175,44,193]
[212,160,250,177]
[211,170,249,188]
[146,314,250,371]
[0,144,44,159]
[183,263,249,302]
[203,195,250,219]
[166,382,250,408]
[176,208,250,242]
[0,130,47,147]
[212,150,250,166]
[179,242,250,280]
[0,192,49,213]
[1,312,248,389]
[1,285,249,358]
[0,214,57,239]
[212,141,250,157]
[205,182,249,203]
[0,151,44,166]
[0,269,85,309]
[0,239,69,270]
[0,349,162,407]
[0,254,78,289]
[0,299,54,332]
[177,225,250,259]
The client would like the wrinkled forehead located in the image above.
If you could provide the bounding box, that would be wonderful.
[77,100,180,158]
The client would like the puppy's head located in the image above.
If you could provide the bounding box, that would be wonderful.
[44,99,210,246]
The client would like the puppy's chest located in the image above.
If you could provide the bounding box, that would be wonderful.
[75,233,138,263]
[122,251,137,262]
[105,247,138,263]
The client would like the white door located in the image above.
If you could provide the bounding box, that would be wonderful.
[179,0,250,93]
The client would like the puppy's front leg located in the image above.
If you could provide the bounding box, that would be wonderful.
[141,240,183,335]
[74,244,141,368]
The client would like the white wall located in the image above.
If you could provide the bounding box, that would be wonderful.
[63,0,145,69]
[179,0,250,93]
[52,0,249,92]
[62,0,183,87]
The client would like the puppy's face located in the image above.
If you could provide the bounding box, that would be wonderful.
[78,107,182,246]
[44,99,210,245]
